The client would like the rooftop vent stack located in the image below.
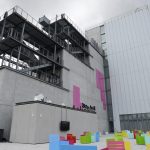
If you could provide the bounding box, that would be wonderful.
[39,15,50,27]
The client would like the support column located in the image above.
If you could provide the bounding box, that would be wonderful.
[16,46,21,70]
[53,44,57,75]
[1,53,5,66]
[53,15,58,79]
[83,41,85,49]
[8,50,13,67]
[84,52,86,63]
[48,21,51,37]
[60,68,63,86]
[20,23,26,42]
[54,15,58,40]
[0,12,8,40]
[16,22,26,70]
[54,45,57,61]
[67,27,70,51]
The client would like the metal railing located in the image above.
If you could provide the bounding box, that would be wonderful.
[0,6,89,47]
[5,27,62,65]
[50,14,89,40]
[0,50,62,86]
[62,29,89,52]
[0,6,65,48]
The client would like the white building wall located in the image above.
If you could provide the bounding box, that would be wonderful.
[0,68,69,138]
[105,5,150,131]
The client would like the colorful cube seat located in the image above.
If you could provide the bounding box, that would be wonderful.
[80,134,91,144]
[122,130,128,137]
[124,141,131,150]
[67,134,76,145]
[146,144,150,150]
[136,135,145,145]
[61,145,97,150]
[60,136,66,141]
[114,132,122,137]
[145,135,150,145]
[49,134,97,150]
[103,141,131,150]
[49,134,63,150]
[107,141,125,149]
[133,130,141,139]
[106,138,115,143]
[127,132,134,139]
[115,136,123,141]
[91,134,96,143]
[95,132,100,142]
[80,132,99,144]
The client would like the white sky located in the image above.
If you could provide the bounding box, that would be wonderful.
[0,0,149,31]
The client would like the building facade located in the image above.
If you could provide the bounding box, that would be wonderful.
[0,6,108,140]
[86,5,150,131]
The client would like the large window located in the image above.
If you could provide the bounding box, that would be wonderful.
[120,113,150,131]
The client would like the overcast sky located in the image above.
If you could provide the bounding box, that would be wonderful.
[0,0,149,31]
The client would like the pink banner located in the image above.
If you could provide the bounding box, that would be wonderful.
[73,85,82,108]
[96,69,107,110]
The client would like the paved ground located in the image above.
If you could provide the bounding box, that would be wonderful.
[0,134,146,150]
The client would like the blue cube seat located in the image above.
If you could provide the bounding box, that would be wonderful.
[49,134,97,150]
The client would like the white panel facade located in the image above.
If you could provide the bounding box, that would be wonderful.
[105,5,150,131]
[86,5,150,131]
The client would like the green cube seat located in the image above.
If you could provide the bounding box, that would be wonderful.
[136,135,145,145]
[80,134,91,144]
[115,136,123,141]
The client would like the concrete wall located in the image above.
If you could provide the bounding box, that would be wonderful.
[0,68,69,139]
[10,103,98,144]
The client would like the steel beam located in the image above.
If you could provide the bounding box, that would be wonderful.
[1,53,5,66]
[16,22,26,69]
[0,12,7,40]
[8,50,13,67]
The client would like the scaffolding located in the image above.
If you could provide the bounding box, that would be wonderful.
[0,6,65,86]
[0,6,91,87]
[39,13,91,66]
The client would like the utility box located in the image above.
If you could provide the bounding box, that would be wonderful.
[10,101,98,144]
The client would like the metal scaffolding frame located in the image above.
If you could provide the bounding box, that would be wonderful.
[0,6,92,87]
[0,6,65,87]
[40,13,91,66]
